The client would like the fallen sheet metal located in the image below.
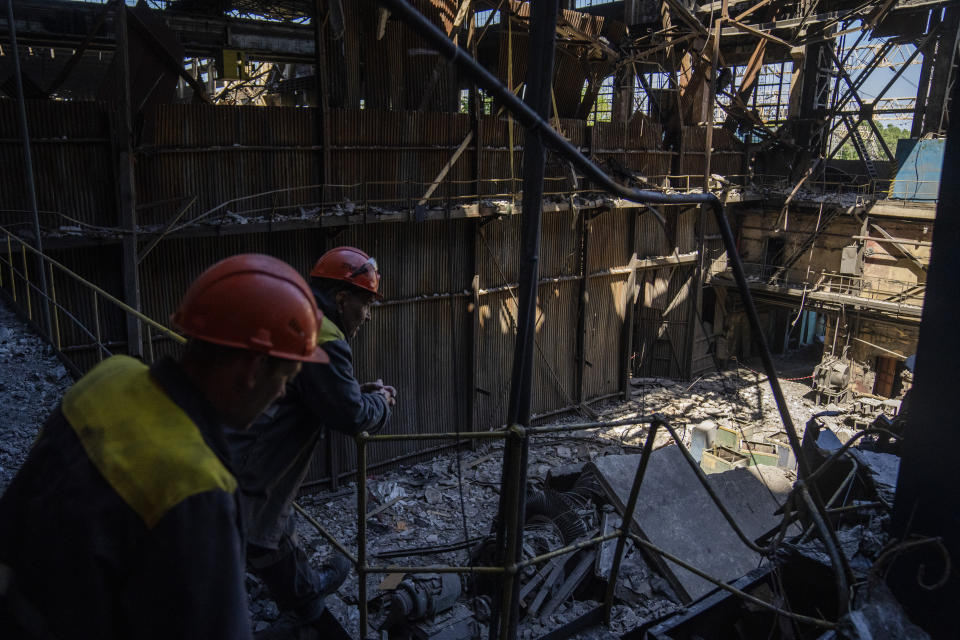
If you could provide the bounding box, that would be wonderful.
[588,447,794,601]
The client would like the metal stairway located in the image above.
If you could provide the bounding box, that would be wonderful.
[844,115,879,181]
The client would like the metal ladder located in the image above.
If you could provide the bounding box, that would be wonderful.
[844,115,879,181]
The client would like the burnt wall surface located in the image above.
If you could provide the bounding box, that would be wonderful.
[0,99,726,484]
[0,101,733,230]
[737,207,930,302]
[0,206,702,485]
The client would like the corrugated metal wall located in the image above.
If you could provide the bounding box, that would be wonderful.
[682,126,746,179]
[0,101,115,229]
[632,207,702,379]
[0,100,737,484]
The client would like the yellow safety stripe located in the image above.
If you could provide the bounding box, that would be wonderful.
[61,355,237,528]
[318,314,345,346]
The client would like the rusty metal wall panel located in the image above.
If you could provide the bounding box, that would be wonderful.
[330,0,461,112]
[677,208,698,252]
[552,47,589,118]
[582,209,632,398]
[637,207,672,257]
[476,287,517,430]
[475,211,581,421]
[634,263,694,380]
[584,274,628,398]
[138,104,321,227]
[681,126,746,178]
[530,210,580,413]
[589,208,631,269]
[530,278,579,413]
[352,296,472,473]
[593,121,673,183]
[137,106,489,227]
[630,205,700,380]
[0,100,115,229]
[477,215,521,287]
[541,211,580,276]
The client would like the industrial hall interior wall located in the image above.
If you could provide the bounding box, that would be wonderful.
[0,95,728,487]
[11,0,948,482]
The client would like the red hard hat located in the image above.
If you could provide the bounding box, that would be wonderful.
[309,246,382,299]
[172,254,329,364]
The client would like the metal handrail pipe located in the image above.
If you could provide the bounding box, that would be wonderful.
[0,226,186,345]
[363,565,506,575]
[516,531,621,569]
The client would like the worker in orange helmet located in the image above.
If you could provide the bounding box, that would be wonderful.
[228,246,396,635]
[0,254,327,640]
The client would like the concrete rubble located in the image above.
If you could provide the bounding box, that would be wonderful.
[0,300,72,492]
[590,449,795,601]
[0,298,921,639]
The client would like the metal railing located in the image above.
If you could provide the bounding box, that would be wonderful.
[736,262,925,307]
[819,271,925,305]
[7,172,937,247]
[344,415,838,636]
[0,224,185,373]
[1,222,841,636]
[750,175,941,204]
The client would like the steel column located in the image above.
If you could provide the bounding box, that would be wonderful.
[5,0,52,339]
[890,75,960,640]
[114,4,143,358]
[575,209,591,405]
[491,3,560,639]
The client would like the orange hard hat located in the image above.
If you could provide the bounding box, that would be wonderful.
[172,254,329,363]
[309,246,382,299]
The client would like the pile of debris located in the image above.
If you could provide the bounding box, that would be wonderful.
[0,298,925,638]
[0,300,72,492]
[280,358,926,639]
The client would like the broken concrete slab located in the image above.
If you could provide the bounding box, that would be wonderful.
[588,446,794,601]
[849,449,899,506]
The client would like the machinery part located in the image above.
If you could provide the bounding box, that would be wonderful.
[525,489,595,544]
[309,246,382,299]
[172,253,329,363]
[812,355,851,405]
[569,466,606,503]
[408,603,479,640]
[381,573,461,629]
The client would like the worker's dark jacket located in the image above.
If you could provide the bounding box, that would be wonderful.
[0,356,251,640]
[228,289,391,548]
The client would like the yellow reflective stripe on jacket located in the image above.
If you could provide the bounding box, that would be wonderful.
[61,355,237,529]
[318,314,345,346]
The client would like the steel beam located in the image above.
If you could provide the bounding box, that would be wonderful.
[7,0,316,63]
[114,5,143,358]
[5,0,52,339]
[890,74,960,640]
[491,2,559,638]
